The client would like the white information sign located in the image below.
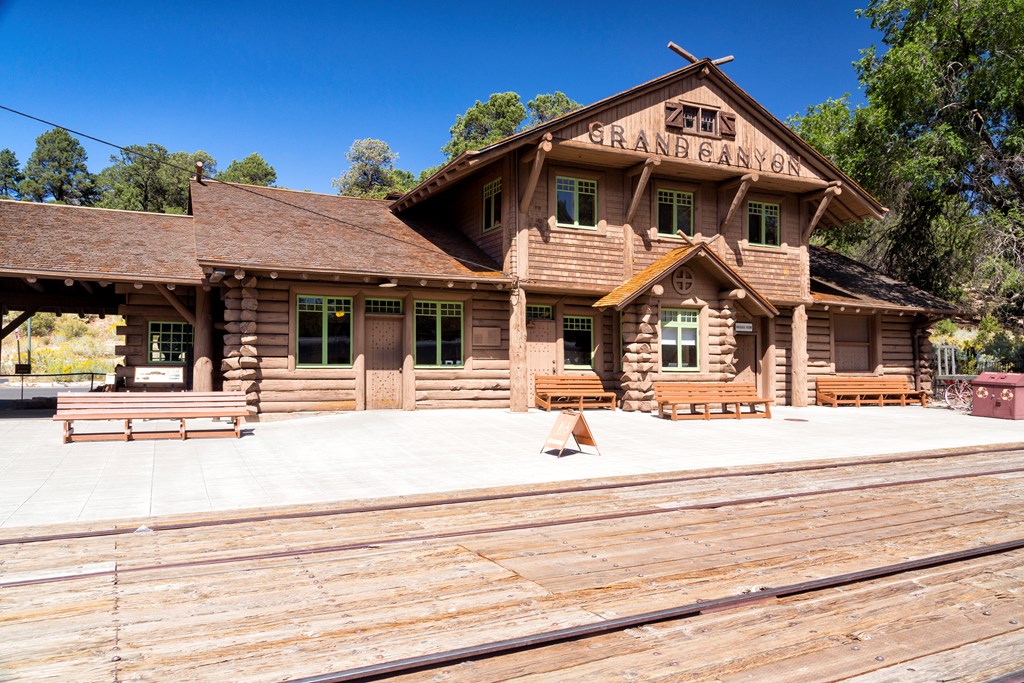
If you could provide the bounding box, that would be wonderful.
[134,366,184,384]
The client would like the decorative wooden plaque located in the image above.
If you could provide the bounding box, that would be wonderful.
[541,409,600,457]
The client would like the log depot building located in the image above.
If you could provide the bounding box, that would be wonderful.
[0,59,955,416]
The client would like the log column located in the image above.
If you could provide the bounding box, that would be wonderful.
[221,276,260,411]
[791,304,808,406]
[717,303,737,377]
[621,301,657,412]
[192,286,213,392]
[509,285,528,412]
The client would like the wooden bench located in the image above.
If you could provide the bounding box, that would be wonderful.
[53,391,249,444]
[654,381,773,420]
[815,376,928,407]
[534,375,616,411]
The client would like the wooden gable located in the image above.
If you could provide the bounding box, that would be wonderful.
[550,72,828,186]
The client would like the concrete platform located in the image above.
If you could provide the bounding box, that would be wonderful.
[2,405,1022,529]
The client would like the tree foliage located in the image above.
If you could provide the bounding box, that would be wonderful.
[95,145,216,214]
[789,0,1024,319]
[526,92,582,127]
[0,148,23,199]
[218,153,277,186]
[333,139,416,199]
[441,92,527,159]
[19,127,96,204]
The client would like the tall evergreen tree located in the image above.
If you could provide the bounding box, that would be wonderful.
[526,92,582,127]
[96,146,215,214]
[0,148,23,198]
[19,127,96,204]
[218,153,277,186]
[441,92,527,159]
[333,139,415,198]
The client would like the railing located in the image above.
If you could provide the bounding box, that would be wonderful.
[0,372,105,401]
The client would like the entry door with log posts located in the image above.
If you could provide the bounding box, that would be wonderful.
[366,317,403,409]
[527,315,557,399]
[734,333,758,385]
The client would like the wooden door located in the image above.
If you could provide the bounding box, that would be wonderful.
[735,334,758,385]
[366,317,403,410]
[527,320,557,399]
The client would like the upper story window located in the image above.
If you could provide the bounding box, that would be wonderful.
[297,295,352,366]
[526,305,553,321]
[657,189,694,237]
[482,178,502,232]
[148,321,193,364]
[666,103,734,138]
[415,301,463,367]
[700,109,717,134]
[661,309,699,371]
[748,201,781,246]
[556,176,598,229]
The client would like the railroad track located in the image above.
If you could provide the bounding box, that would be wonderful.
[3,445,1023,681]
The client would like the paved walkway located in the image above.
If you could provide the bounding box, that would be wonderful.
[2,406,1022,529]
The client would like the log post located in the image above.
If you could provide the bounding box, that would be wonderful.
[402,291,416,410]
[509,284,529,412]
[791,304,808,407]
[192,286,213,392]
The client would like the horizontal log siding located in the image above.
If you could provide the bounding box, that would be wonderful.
[806,308,832,401]
[114,284,192,390]
[881,315,916,382]
[415,291,511,409]
[773,310,793,405]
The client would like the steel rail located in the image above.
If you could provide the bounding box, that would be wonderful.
[285,538,1024,683]
[2,442,1020,548]
[4,464,1023,590]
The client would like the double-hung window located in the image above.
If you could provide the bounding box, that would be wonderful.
[556,176,597,228]
[563,316,594,368]
[415,301,463,366]
[482,178,502,232]
[148,321,193,364]
[661,309,699,371]
[296,295,352,366]
[657,189,694,237]
[748,201,781,246]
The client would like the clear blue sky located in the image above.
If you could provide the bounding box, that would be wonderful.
[0,1,882,195]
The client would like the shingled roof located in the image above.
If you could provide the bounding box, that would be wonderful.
[810,246,956,314]
[0,200,203,283]
[190,181,507,281]
[593,243,778,316]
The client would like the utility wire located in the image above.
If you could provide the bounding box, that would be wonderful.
[0,104,511,279]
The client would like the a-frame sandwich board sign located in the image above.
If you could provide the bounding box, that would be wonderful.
[541,409,600,457]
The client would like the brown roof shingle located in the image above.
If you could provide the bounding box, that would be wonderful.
[0,200,202,282]
[810,246,956,314]
[190,181,506,280]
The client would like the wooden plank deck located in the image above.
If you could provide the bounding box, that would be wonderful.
[2,446,1023,681]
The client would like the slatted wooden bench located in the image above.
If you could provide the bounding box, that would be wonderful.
[53,391,249,444]
[654,381,773,420]
[815,376,928,407]
[534,375,616,411]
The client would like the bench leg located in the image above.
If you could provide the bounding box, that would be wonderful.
[63,420,72,444]
[123,419,132,441]
[234,417,241,438]
[764,403,772,419]
[180,418,187,440]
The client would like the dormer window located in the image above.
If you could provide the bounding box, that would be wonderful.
[666,103,735,139]
[700,110,717,134]
[482,178,502,232]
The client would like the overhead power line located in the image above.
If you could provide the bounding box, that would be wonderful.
[0,104,509,279]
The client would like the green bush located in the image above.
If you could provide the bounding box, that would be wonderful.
[28,312,56,336]
[54,316,89,340]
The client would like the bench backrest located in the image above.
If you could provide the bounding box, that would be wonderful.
[816,376,913,391]
[654,382,760,399]
[534,376,608,393]
[56,391,247,413]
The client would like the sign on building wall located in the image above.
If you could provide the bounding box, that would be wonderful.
[134,366,184,384]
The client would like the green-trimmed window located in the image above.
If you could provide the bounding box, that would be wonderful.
[556,176,597,228]
[657,189,694,237]
[661,309,699,371]
[526,305,553,321]
[482,178,502,232]
[148,321,193,364]
[365,298,403,315]
[748,201,781,246]
[415,301,463,366]
[563,316,594,368]
[296,295,352,366]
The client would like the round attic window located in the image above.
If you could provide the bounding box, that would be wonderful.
[672,267,695,295]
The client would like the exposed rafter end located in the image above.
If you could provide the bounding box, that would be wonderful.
[667,42,698,64]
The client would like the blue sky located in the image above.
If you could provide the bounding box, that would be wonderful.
[0,1,882,195]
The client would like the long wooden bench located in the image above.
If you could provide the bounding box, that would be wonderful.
[534,375,616,411]
[53,391,249,444]
[654,381,773,420]
[815,376,928,407]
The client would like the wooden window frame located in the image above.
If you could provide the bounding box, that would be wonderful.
[563,315,594,369]
[747,200,782,247]
[666,101,730,139]
[295,295,353,368]
[482,177,502,233]
[414,300,464,368]
[655,188,695,238]
[526,304,553,321]
[659,308,700,372]
[365,298,403,316]
[831,313,875,374]
[554,175,599,230]
[147,321,193,365]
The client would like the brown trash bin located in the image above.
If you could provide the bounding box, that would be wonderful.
[971,372,1024,420]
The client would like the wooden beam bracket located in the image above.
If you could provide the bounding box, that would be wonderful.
[519,133,553,215]
[0,308,39,342]
[625,158,660,225]
[155,285,197,327]
[720,173,759,230]
[802,186,842,242]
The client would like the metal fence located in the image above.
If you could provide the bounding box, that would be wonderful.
[0,372,105,402]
